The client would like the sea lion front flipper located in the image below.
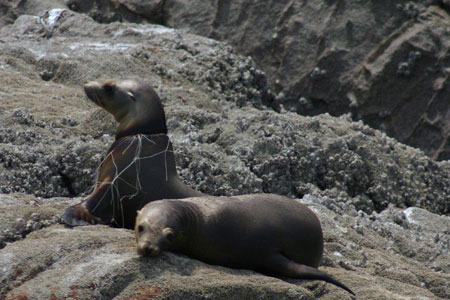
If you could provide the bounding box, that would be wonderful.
[64,182,112,227]
[267,254,355,296]
[63,202,101,227]
[84,181,114,224]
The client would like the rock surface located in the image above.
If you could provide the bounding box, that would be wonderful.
[1,193,449,299]
[162,1,450,161]
[60,0,450,160]
[0,7,449,300]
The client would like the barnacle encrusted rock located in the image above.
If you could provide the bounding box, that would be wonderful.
[0,8,449,300]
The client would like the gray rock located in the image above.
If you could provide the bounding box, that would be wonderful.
[0,225,318,300]
[160,1,450,161]
[32,1,450,160]
[0,196,449,299]
[0,193,74,248]
[0,9,449,300]
[64,0,449,161]
[20,0,450,160]
[0,0,67,27]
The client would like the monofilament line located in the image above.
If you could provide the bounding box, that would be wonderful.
[89,134,173,227]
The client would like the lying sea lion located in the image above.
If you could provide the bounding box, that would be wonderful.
[135,194,355,295]
[64,79,203,229]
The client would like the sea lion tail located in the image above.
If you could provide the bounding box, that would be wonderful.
[296,264,355,295]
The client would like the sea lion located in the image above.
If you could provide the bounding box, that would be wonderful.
[135,194,355,295]
[64,79,203,229]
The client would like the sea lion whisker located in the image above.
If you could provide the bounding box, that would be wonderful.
[93,92,101,106]
[109,154,121,183]
[87,152,115,195]
[84,181,97,195]
[135,139,144,182]
[113,158,140,180]
[164,137,170,151]
[134,156,142,190]
[112,185,120,224]
[99,181,114,185]
[119,195,126,228]
[135,135,142,154]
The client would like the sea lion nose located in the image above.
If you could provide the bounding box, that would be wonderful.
[144,246,154,256]
[83,81,100,89]
[138,245,159,257]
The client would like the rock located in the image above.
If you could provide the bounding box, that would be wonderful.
[348,6,450,161]
[0,5,448,216]
[0,225,318,300]
[65,0,166,24]
[64,0,450,160]
[160,1,450,161]
[0,197,449,299]
[0,8,273,198]
[112,0,165,22]
[0,0,67,27]
[0,8,449,300]
[0,193,74,248]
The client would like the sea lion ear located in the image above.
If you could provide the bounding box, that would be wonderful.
[162,227,175,242]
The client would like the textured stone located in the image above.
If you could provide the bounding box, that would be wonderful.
[6,1,450,159]
[0,8,449,300]
[160,1,450,161]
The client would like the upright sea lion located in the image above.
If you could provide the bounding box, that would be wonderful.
[64,79,203,229]
[135,194,355,295]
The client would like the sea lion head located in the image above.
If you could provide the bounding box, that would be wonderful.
[135,201,179,257]
[84,79,167,140]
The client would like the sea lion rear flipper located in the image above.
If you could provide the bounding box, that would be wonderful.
[267,254,355,296]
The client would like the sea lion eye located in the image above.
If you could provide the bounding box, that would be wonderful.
[163,228,174,242]
[103,83,114,94]
[127,91,136,101]
[138,225,144,233]
[165,231,174,242]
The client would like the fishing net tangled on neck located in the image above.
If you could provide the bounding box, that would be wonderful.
[89,134,173,226]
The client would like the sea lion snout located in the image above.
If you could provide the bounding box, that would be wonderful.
[83,81,102,106]
[137,242,160,257]
[83,81,102,93]
[83,81,101,90]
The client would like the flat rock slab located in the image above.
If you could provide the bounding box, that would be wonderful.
[0,193,77,247]
[0,225,318,300]
[0,194,449,299]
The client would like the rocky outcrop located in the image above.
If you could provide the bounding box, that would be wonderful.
[1,194,449,300]
[57,0,450,160]
[1,9,449,214]
[0,0,67,26]
[0,8,449,300]
[162,1,450,161]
